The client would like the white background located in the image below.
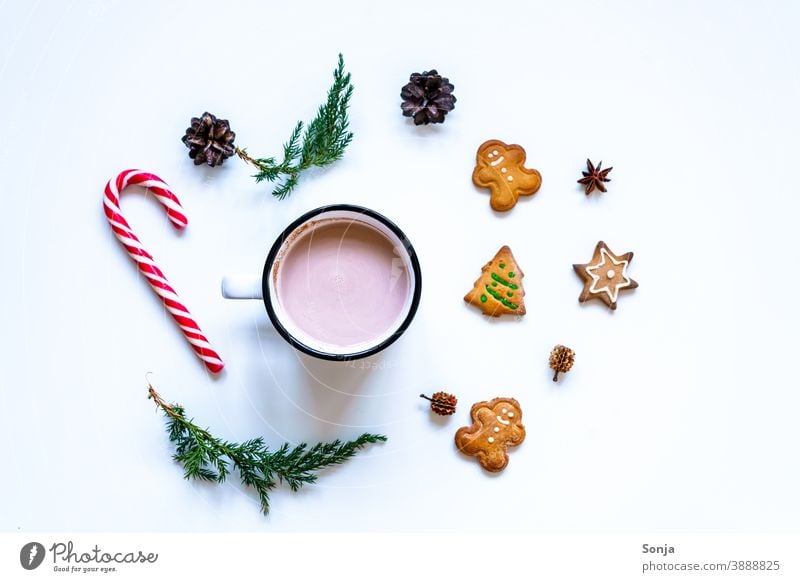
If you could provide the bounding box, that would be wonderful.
[1,0,799,532]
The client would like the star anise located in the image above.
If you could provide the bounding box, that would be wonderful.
[577,158,612,195]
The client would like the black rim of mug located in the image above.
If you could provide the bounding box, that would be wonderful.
[262,204,423,361]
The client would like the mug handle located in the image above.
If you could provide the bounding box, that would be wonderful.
[221,275,263,300]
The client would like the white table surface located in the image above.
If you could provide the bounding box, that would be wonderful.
[2,0,799,532]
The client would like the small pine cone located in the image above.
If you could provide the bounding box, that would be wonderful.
[182,112,236,167]
[420,391,458,416]
[400,70,457,125]
[549,345,576,382]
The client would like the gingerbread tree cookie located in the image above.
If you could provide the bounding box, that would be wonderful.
[455,397,526,472]
[464,246,526,317]
[573,241,638,310]
[472,139,542,211]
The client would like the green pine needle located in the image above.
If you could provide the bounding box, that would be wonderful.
[237,54,354,199]
[148,383,386,515]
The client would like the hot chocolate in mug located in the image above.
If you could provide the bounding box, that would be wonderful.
[221,204,422,360]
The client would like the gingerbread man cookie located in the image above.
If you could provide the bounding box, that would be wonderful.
[464,246,526,317]
[455,397,525,472]
[573,241,638,310]
[472,139,542,212]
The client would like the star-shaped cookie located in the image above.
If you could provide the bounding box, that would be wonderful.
[573,241,638,310]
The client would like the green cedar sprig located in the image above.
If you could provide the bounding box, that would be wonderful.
[236,53,354,200]
[147,383,385,514]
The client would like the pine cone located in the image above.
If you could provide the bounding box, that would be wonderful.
[549,345,576,382]
[420,392,458,416]
[400,70,457,125]
[182,112,236,167]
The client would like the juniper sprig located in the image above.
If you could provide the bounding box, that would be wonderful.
[236,53,354,199]
[147,382,385,514]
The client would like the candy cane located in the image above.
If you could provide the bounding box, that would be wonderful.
[103,169,224,373]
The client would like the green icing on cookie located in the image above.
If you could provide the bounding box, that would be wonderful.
[485,285,519,310]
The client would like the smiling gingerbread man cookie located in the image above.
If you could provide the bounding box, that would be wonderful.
[455,397,526,472]
[472,139,542,212]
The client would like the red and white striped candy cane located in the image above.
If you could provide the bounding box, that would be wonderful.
[103,169,224,373]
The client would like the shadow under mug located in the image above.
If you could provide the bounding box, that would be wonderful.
[221,204,422,361]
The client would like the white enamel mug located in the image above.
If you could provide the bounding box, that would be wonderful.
[221,204,422,360]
